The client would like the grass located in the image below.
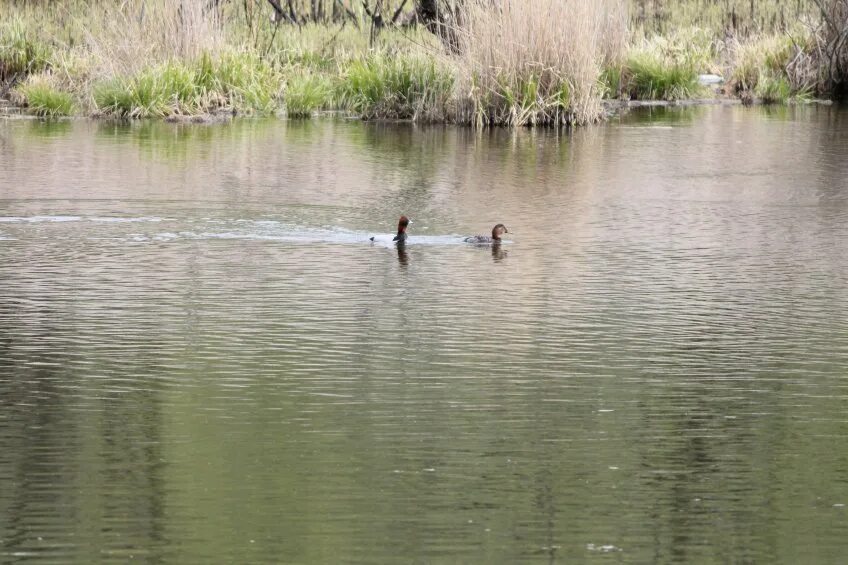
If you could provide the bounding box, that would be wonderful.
[284,73,333,117]
[730,31,819,103]
[17,77,74,116]
[93,75,165,118]
[731,34,796,91]
[612,27,717,101]
[336,55,455,121]
[0,16,51,80]
[623,51,701,100]
[1,0,841,122]
[455,0,627,126]
[755,72,792,103]
[92,52,281,118]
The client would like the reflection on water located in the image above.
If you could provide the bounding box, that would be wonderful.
[396,244,409,267]
[1,106,848,563]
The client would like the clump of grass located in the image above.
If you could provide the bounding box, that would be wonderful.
[16,75,75,116]
[601,65,624,99]
[214,52,280,112]
[284,73,333,117]
[93,51,281,118]
[730,30,818,102]
[336,55,454,121]
[454,0,628,126]
[0,16,51,80]
[623,50,700,100]
[618,28,714,101]
[94,73,166,118]
[731,34,795,91]
[754,71,792,103]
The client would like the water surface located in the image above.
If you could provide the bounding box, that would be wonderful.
[1,106,848,563]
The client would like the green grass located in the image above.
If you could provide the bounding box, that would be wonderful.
[601,65,624,99]
[17,79,74,116]
[94,73,166,118]
[731,32,818,103]
[0,0,837,121]
[214,52,281,112]
[0,16,51,79]
[336,55,455,121]
[467,73,573,127]
[92,52,281,117]
[624,51,701,100]
[732,34,796,91]
[284,73,333,117]
[755,72,792,104]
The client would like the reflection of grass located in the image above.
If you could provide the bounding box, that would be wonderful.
[622,105,706,126]
[92,116,278,167]
[23,119,73,138]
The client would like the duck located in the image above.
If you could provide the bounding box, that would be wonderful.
[370,215,411,244]
[464,223,509,245]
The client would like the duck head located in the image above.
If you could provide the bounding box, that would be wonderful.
[394,215,411,242]
[491,223,509,241]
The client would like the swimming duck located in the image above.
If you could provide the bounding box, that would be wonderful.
[393,215,411,243]
[370,215,411,244]
[464,223,509,244]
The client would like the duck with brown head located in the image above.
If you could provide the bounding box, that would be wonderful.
[370,215,411,244]
[393,215,410,243]
[464,223,509,245]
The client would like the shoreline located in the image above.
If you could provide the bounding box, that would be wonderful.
[1,96,836,125]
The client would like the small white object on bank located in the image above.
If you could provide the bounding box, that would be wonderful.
[698,74,724,86]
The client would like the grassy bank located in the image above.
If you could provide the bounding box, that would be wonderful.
[0,0,840,126]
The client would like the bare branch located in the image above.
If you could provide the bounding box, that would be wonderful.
[391,0,410,24]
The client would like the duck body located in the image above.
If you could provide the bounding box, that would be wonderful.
[463,235,496,244]
[464,223,509,245]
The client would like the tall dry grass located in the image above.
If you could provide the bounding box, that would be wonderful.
[81,0,223,77]
[455,0,628,126]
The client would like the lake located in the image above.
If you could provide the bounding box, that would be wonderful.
[1,105,847,563]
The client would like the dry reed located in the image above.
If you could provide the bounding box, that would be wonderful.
[81,0,223,78]
[454,0,628,126]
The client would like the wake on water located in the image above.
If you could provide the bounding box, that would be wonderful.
[0,215,502,247]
